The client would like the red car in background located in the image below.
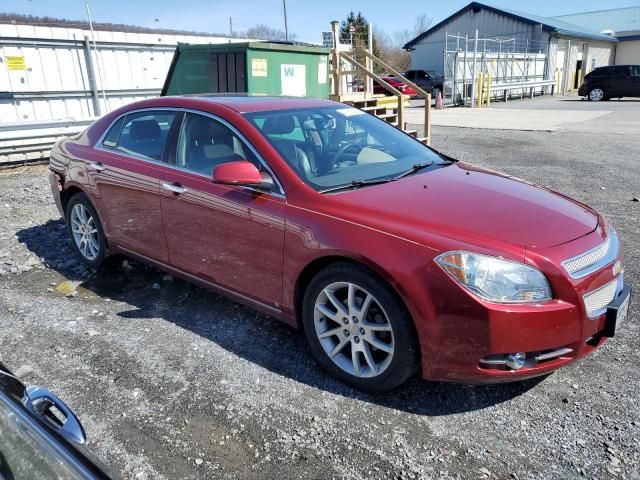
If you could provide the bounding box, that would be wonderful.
[49,95,631,392]
[373,76,417,96]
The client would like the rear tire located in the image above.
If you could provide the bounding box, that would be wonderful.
[65,192,109,268]
[302,262,420,392]
[588,87,605,101]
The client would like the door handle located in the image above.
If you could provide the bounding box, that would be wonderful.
[88,162,106,172]
[162,182,188,195]
[23,386,87,445]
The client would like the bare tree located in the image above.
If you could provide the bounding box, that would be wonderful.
[244,24,296,41]
[376,14,432,74]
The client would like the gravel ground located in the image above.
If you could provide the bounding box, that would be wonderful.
[0,116,639,479]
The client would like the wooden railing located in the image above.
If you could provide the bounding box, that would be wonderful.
[330,46,432,145]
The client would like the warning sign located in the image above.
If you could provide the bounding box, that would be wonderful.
[251,58,268,77]
[5,56,26,71]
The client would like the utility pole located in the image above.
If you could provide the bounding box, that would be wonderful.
[283,0,289,41]
[229,17,233,37]
[84,0,107,107]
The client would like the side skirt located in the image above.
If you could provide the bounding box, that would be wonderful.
[109,244,297,328]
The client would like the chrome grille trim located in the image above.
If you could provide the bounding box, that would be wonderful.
[583,276,622,318]
[562,227,619,279]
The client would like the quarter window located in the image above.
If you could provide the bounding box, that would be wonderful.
[176,113,260,176]
[104,111,178,162]
[631,66,640,77]
[101,116,125,149]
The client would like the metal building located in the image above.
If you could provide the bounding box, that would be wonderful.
[554,7,640,65]
[403,2,618,94]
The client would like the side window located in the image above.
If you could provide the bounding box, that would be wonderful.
[612,66,630,77]
[631,66,640,77]
[114,111,178,162]
[406,71,415,81]
[176,113,260,176]
[101,116,125,149]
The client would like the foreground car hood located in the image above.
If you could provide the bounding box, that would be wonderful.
[331,162,598,249]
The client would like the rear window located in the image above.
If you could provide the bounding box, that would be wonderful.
[590,67,612,77]
[102,110,179,162]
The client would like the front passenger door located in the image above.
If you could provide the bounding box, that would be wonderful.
[158,112,286,309]
[630,65,640,97]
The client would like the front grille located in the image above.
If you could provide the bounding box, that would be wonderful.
[562,227,618,279]
[583,277,621,318]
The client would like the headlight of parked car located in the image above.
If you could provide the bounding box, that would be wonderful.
[435,251,552,303]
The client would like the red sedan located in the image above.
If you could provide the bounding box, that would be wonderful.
[49,96,631,391]
[374,76,417,96]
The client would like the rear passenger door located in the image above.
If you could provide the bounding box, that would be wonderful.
[91,110,181,263]
[157,111,286,308]
[611,66,632,97]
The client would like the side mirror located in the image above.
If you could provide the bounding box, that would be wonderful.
[212,161,275,192]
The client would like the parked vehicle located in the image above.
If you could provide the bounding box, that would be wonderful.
[373,76,417,96]
[579,65,640,101]
[0,361,110,479]
[49,96,631,392]
[402,69,444,93]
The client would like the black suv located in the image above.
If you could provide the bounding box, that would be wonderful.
[579,65,640,101]
[402,69,444,93]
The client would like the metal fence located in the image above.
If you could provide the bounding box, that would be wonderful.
[442,32,553,106]
[0,23,248,165]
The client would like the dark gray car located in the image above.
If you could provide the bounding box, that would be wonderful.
[402,69,444,93]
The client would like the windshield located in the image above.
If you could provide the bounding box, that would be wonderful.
[244,105,448,191]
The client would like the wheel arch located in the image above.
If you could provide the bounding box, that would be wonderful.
[293,254,415,331]
[60,184,89,215]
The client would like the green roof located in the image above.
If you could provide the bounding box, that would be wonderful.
[554,7,640,35]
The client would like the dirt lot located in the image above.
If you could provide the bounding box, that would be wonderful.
[1,103,639,479]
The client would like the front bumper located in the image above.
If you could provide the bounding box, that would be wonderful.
[416,230,629,384]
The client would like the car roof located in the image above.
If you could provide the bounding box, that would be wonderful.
[145,95,338,114]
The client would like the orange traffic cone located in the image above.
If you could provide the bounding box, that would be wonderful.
[435,89,443,109]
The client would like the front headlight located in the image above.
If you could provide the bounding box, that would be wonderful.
[435,251,552,303]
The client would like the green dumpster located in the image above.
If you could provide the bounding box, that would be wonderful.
[161,42,330,98]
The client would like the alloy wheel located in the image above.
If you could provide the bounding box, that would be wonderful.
[589,88,604,101]
[313,282,395,378]
[70,203,100,261]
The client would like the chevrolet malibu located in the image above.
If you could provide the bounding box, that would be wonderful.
[48,96,631,392]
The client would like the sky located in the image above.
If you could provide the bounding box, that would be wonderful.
[2,0,640,43]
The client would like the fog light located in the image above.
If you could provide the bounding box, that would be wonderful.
[505,352,526,370]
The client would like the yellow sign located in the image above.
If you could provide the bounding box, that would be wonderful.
[251,58,268,77]
[5,56,26,71]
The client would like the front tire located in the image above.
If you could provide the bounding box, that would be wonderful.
[302,263,420,392]
[65,192,109,268]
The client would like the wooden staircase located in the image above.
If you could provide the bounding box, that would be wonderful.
[339,96,429,144]
[328,28,432,145]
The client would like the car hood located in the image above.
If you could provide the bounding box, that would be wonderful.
[328,162,598,250]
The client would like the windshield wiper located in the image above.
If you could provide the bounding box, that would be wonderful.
[319,178,395,194]
[394,162,435,179]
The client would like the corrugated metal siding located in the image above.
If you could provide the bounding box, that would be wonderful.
[410,8,546,74]
[584,41,616,73]
[0,23,250,163]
